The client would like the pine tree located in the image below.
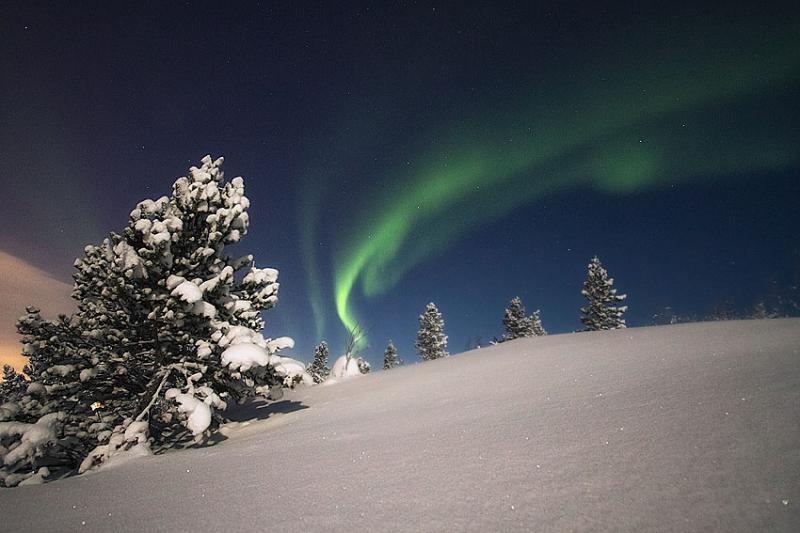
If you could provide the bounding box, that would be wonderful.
[0,365,26,401]
[530,309,547,336]
[415,302,449,361]
[503,297,530,340]
[308,341,330,383]
[580,256,627,331]
[383,340,402,370]
[1,156,304,485]
[750,301,771,319]
[503,297,547,339]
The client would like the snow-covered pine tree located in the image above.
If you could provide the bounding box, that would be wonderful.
[415,302,449,361]
[530,309,547,336]
[0,365,26,401]
[357,358,371,374]
[308,341,330,383]
[750,301,770,319]
[503,297,535,340]
[1,156,307,486]
[0,308,100,487]
[580,256,628,331]
[383,340,402,370]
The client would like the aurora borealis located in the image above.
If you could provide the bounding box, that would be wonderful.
[1,2,799,367]
[303,7,800,346]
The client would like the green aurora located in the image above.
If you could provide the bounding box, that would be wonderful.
[301,16,800,345]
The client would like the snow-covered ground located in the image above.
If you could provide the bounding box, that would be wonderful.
[1,319,798,532]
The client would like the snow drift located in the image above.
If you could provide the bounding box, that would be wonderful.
[0,319,798,532]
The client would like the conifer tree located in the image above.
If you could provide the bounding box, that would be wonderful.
[503,297,533,340]
[415,302,449,361]
[580,256,627,330]
[383,340,402,370]
[308,341,330,383]
[0,156,306,486]
[0,365,26,401]
[357,358,371,374]
[530,309,547,336]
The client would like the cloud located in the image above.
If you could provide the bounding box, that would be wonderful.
[0,250,74,371]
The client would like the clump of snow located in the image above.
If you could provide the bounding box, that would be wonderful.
[79,368,98,382]
[268,355,312,386]
[113,241,146,278]
[0,412,64,469]
[48,364,75,377]
[266,336,294,353]
[17,467,50,486]
[171,280,203,304]
[79,419,153,474]
[192,301,217,318]
[166,274,186,290]
[216,325,266,348]
[164,387,225,436]
[243,267,278,285]
[221,343,269,372]
[0,403,20,422]
[123,421,150,443]
[328,355,364,380]
[25,382,46,396]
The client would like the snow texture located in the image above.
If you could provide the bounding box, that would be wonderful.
[1,319,798,532]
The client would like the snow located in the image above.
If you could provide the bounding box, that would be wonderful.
[165,274,186,290]
[1,319,799,531]
[79,420,153,474]
[170,280,203,304]
[220,343,269,372]
[328,354,363,380]
[266,336,294,352]
[24,382,45,396]
[216,325,266,348]
[47,364,75,377]
[0,403,19,422]
[123,421,149,443]
[243,267,279,285]
[0,413,63,469]
[112,241,145,279]
[164,390,212,436]
[79,368,98,382]
[268,355,311,385]
[191,301,217,318]
[17,467,50,486]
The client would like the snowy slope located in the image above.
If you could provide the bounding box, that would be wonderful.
[1,319,799,532]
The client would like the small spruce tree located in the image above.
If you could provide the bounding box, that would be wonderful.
[750,301,770,319]
[503,297,547,339]
[0,365,26,401]
[580,256,627,330]
[415,302,449,361]
[357,358,371,374]
[503,297,531,340]
[308,341,331,383]
[383,340,402,370]
[530,309,547,336]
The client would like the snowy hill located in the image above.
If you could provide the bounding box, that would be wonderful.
[1,319,799,532]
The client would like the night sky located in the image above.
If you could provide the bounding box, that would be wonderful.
[1,1,798,369]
